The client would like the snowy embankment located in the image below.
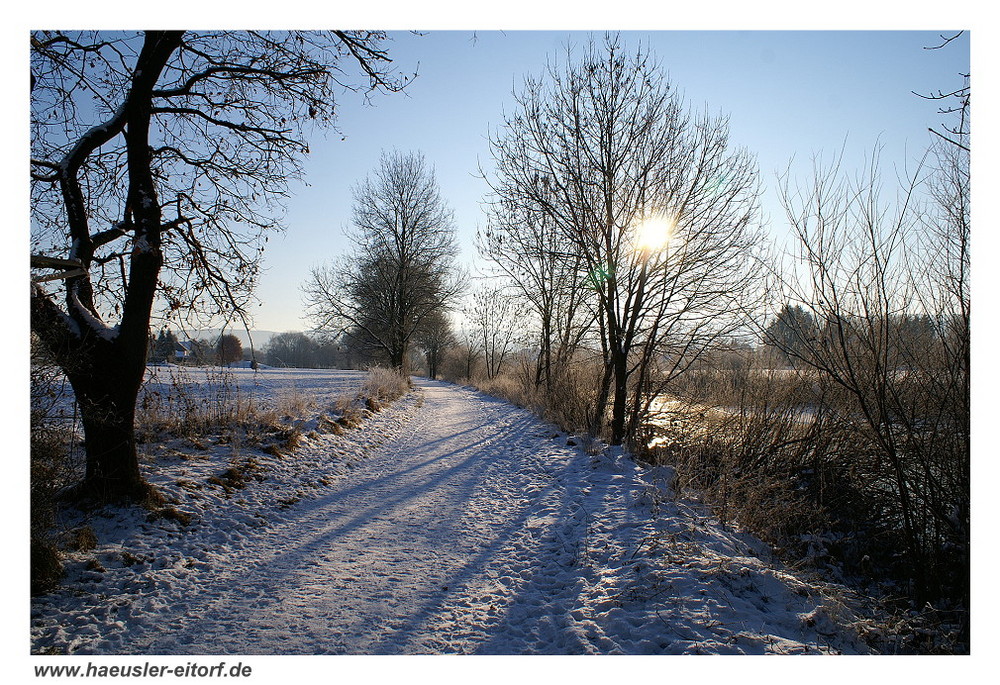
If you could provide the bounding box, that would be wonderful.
[31,374,868,654]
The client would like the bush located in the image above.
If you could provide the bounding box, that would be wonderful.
[461,347,599,433]
[655,365,872,551]
[540,360,604,435]
[31,538,63,595]
[30,341,76,595]
[476,375,527,407]
[361,366,410,404]
[647,351,968,651]
[468,355,607,442]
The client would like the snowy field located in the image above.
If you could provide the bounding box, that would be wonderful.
[142,364,370,412]
[38,364,371,424]
[31,374,872,655]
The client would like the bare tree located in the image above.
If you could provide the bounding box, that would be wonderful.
[29,31,408,501]
[414,309,455,380]
[771,141,969,600]
[487,34,763,445]
[442,325,484,383]
[914,32,969,152]
[467,284,524,380]
[303,151,464,371]
[479,194,593,391]
[265,331,319,368]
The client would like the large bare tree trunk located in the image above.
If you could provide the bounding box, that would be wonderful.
[71,365,145,499]
[32,30,409,503]
[31,31,182,502]
[31,298,156,502]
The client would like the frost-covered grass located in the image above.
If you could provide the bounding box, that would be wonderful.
[134,365,383,445]
[359,366,410,406]
[141,365,370,415]
[30,366,408,606]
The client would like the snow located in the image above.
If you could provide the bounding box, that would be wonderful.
[132,235,153,254]
[58,103,128,173]
[31,375,870,655]
[67,282,119,341]
[141,365,369,413]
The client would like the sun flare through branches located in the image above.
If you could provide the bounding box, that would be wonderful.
[634,213,677,254]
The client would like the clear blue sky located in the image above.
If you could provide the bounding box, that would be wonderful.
[256,29,970,333]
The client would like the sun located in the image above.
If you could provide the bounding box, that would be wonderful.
[634,214,676,253]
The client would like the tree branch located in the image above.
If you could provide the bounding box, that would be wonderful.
[928,127,970,152]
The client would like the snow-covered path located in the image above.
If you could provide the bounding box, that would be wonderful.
[32,379,867,654]
[138,379,555,654]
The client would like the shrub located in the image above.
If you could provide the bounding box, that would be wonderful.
[361,366,410,404]
[472,357,603,438]
[30,538,63,595]
[66,526,98,552]
[30,342,75,595]
[648,351,968,651]
[540,360,604,435]
[476,375,527,407]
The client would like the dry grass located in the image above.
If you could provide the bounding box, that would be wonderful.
[30,406,74,596]
[647,358,969,653]
[361,366,410,404]
[651,375,868,559]
[30,538,63,596]
[206,455,264,494]
[473,359,603,438]
[136,369,267,444]
[65,526,98,552]
[306,366,412,432]
[476,375,528,407]
[143,505,194,526]
[274,386,316,419]
[330,395,366,428]
[137,366,409,446]
[32,364,411,595]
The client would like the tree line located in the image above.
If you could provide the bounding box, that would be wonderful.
[147,329,244,366]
